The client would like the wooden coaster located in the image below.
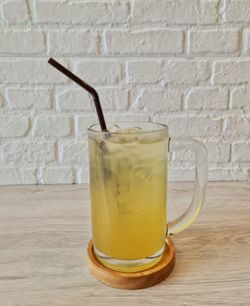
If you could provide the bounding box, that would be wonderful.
[87,238,175,290]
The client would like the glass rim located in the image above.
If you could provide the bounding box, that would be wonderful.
[87,121,169,135]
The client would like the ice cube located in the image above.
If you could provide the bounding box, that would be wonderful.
[108,124,122,133]
[120,127,143,134]
[98,140,109,154]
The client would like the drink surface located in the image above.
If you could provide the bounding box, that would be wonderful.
[88,127,167,261]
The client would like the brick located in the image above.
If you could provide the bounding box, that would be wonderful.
[0,30,45,55]
[127,61,162,84]
[206,143,230,162]
[76,167,89,184]
[0,116,29,137]
[59,141,87,163]
[131,89,182,112]
[132,0,218,24]
[49,30,98,55]
[212,60,250,84]
[6,88,51,109]
[186,88,228,109]
[243,28,250,54]
[57,89,92,112]
[76,61,122,85]
[97,88,129,111]
[0,92,3,107]
[76,114,98,139]
[35,0,129,25]
[105,29,183,55]
[0,60,68,84]
[41,167,74,184]
[35,0,71,24]
[1,142,55,165]
[168,168,195,181]
[132,0,166,23]
[33,115,71,137]
[108,0,130,23]
[224,116,250,138]
[200,0,219,24]
[0,0,249,184]
[225,0,250,22]
[163,60,210,84]
[0,167,36,185]
[172,148,195,162]
[2,0,30,24]
[169,159,195,169]
[153,115,222,137]
[173,142,230,163]
[57,88,128,112]
[231,86,250,111]
[233,143,250,162]
[208,168,249,181]
[189,29,239,54]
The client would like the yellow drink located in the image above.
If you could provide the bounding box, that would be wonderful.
[88,125,168,271]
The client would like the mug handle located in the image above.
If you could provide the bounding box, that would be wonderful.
[167,138,208,235]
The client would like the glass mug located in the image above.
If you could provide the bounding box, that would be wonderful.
[88,122,207,272]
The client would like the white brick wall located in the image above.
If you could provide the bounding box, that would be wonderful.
[0,0,249,184]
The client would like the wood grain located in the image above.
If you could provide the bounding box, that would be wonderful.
[0,182,249,305]
[87,239,175,289]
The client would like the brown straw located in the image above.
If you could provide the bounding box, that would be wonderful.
[48,58,107,131]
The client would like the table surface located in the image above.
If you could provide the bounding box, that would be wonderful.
[0,182,250,305]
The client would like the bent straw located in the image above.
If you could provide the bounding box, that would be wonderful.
[48,58,107,131]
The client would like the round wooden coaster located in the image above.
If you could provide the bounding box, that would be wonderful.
[87,238,175,290]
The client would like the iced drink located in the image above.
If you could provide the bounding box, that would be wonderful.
[88,124,168,272]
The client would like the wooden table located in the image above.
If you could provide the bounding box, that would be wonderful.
[0,182,249,305]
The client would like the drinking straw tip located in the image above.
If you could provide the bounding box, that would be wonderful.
[47,57,107,131]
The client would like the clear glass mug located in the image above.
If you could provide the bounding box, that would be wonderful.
[88,122,207,272]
